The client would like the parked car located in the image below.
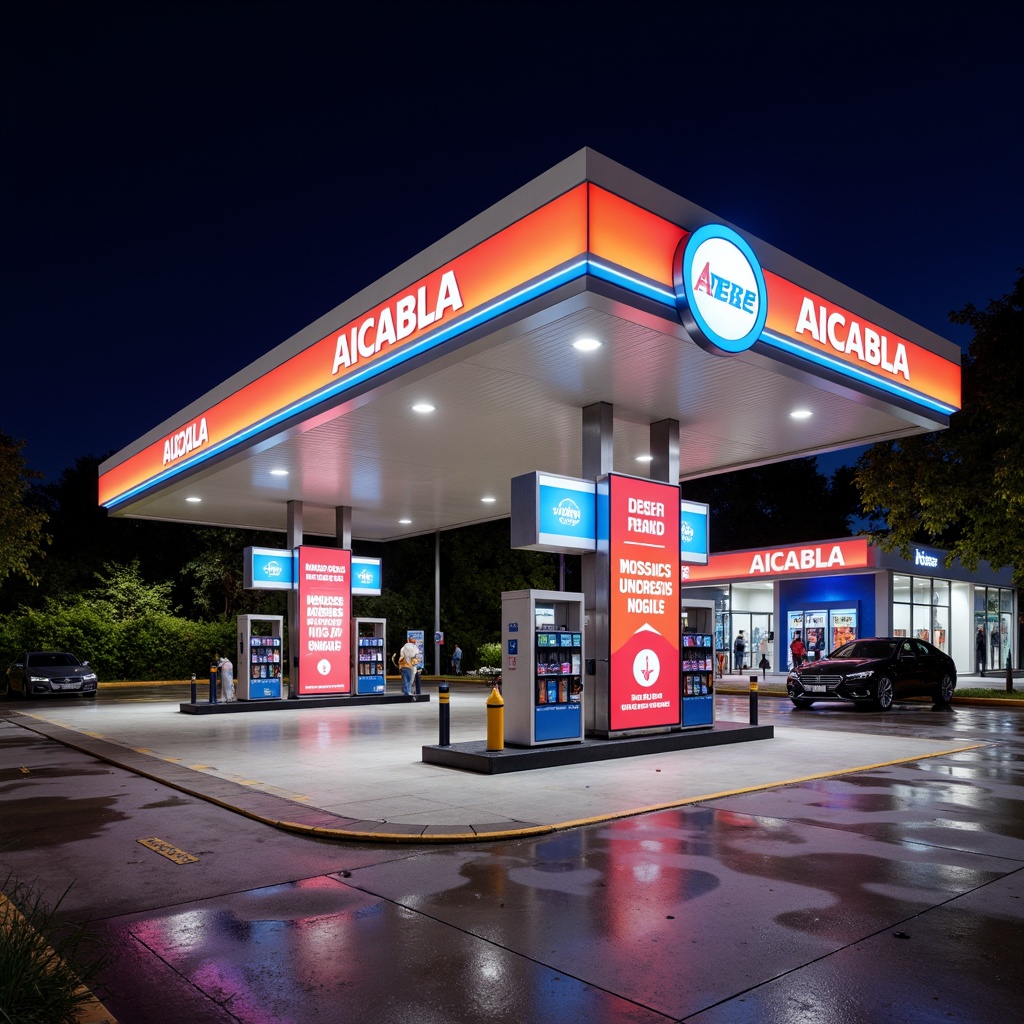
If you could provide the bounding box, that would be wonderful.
[5,651,99,699]
[787,637,955,710]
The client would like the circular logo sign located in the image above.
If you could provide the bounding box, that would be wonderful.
[632,648,661,688]
[317,659,332,676]
[673,224,767,355]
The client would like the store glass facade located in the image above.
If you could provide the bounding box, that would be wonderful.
[975,586,1014,673]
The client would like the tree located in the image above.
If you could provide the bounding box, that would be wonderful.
[855,269,1024,584]
[0,432,50,586]
[682,457,855,551]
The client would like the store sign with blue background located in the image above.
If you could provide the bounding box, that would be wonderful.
[680,500,710,565]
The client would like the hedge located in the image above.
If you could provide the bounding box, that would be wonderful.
[0,605,236,681]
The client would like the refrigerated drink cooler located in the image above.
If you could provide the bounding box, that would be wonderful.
[237,614,284,701]
[502,589,585,746]
[352,617,387,694]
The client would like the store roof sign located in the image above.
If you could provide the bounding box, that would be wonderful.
[684,538,872,582]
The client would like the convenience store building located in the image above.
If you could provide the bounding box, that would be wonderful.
[681,538,1017,675]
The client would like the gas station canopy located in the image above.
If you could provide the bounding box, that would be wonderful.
[100,150,961,541]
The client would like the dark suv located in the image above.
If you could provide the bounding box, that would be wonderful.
[787,637,956,711]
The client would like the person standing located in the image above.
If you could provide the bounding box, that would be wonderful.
[733,631,746,673]
[991,627,1001,670]
[790,632,806,669]
[452,643,463,677]
[218,654,235,703]
[976,625,987,674]
[399,639,420,698]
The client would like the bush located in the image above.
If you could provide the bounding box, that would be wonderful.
[476,641,501,670]
[0,603,236,681]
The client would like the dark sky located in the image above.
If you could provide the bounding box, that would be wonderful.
[4,1,1022,483]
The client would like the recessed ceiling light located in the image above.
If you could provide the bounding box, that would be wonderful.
[412,403,435,414]
[790,408,812,420]
[185,496,202,503]
[269,469,289,477]
[481,496,497,503]
[573,338,602,352]
[635,454,653,463]
[399,518,412,525]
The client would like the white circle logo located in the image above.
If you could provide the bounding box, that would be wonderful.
[674,224,767,355]
[632,648,661,688]
[317,659,332,676]
[681,521,694,544]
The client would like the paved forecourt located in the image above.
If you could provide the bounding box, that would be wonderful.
[8,681,981,842]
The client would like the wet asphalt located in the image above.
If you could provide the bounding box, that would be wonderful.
[0,682,1021,1023]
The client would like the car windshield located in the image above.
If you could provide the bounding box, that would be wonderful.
[26,652,81,667]
[830,640,896,660]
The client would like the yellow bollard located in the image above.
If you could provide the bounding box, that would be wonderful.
[486,685,505,751]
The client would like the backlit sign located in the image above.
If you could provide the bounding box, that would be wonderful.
[351,556,382,596]
[674,225,768,355]
[679,499,710,565]
[603,474,681,732]
[683,538,872,582]
[296,546,351,695]
[511,472,597,553]
[244,546,295,590]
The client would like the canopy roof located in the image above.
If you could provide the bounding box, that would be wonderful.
[100,150,960,542]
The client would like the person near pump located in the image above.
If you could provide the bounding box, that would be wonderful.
[790,632,806,669]
[399,639,420,697]
[976,625,987,674]
[218,654,235,702]
[451,643,463,676]
[413,653,423,695]
[732,631,746,673]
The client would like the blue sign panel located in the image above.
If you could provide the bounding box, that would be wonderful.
[508,638,518,655]
[511,472,597,554]
[244,547,295,590]
[351,556,382,596]
[679,500,710,565]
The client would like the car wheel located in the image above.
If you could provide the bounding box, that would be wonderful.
[791,698,815,709]
[935,674,955,705]
[873,675,894,711]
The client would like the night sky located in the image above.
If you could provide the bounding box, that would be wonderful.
[4,1,1022,483]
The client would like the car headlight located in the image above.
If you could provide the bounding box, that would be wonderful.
[845,671,875,680]
[83,673,97,682]
[29,675,50,683]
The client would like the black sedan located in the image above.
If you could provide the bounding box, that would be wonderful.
[787,637,956,710]
[5,651,99,699]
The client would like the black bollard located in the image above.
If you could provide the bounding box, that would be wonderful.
[438,682,450,746]
[1008,651,1014,694]
[190,673,197,704]
[749,675,759,726]
[209,662,218,704]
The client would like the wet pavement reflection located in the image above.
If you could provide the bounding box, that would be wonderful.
[1,692,1021,1022]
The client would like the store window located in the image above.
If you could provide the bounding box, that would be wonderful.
[893,573,950,654]
[975,586,1014,672]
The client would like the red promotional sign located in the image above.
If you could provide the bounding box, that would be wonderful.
[297,546,352,695]
[607,475,681,732]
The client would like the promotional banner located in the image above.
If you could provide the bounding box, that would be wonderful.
[605,474,681,732]
[296,546,351,695]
